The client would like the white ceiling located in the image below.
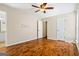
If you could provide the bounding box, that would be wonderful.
[4,3,76,19]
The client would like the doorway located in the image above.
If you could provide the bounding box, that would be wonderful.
[0,11,6,48]
[43,21,47,38]
[37,20,47,39]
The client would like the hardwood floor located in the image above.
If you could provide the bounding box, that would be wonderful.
[6,38,78,56]
[0,47,6,53]
[0,41,5,47]
[0,41,6,53]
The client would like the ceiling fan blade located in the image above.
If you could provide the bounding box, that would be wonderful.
[43,3,47,6]
[32,5,39,8]
[40,3,47,8]
[45,7,54,9]
[35,10,40,12]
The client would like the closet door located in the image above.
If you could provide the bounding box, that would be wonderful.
[57,16,65,40]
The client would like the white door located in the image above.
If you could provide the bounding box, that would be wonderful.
[37,20,43,38]
[57,17,65,40]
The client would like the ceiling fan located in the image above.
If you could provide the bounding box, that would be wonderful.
[32,3,54,13]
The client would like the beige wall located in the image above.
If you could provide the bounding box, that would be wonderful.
[0,4,38,46]
[43,12,76,42]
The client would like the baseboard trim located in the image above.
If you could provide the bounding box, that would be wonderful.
[6,38,37,47]
[76,43,79,51]
[47,37,73,43]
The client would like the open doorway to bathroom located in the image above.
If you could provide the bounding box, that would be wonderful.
[0,11,6,49]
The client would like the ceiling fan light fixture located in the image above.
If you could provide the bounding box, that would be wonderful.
[40,8,45,12]
[32,3,54,13]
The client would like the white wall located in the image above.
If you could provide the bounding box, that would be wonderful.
[76,4,79,50]
[0,4,38,46]
[43,12,76,43]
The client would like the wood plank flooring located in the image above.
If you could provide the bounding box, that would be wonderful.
[6,38,78,56]
[0,47,6,53]
[0,41,5,47]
